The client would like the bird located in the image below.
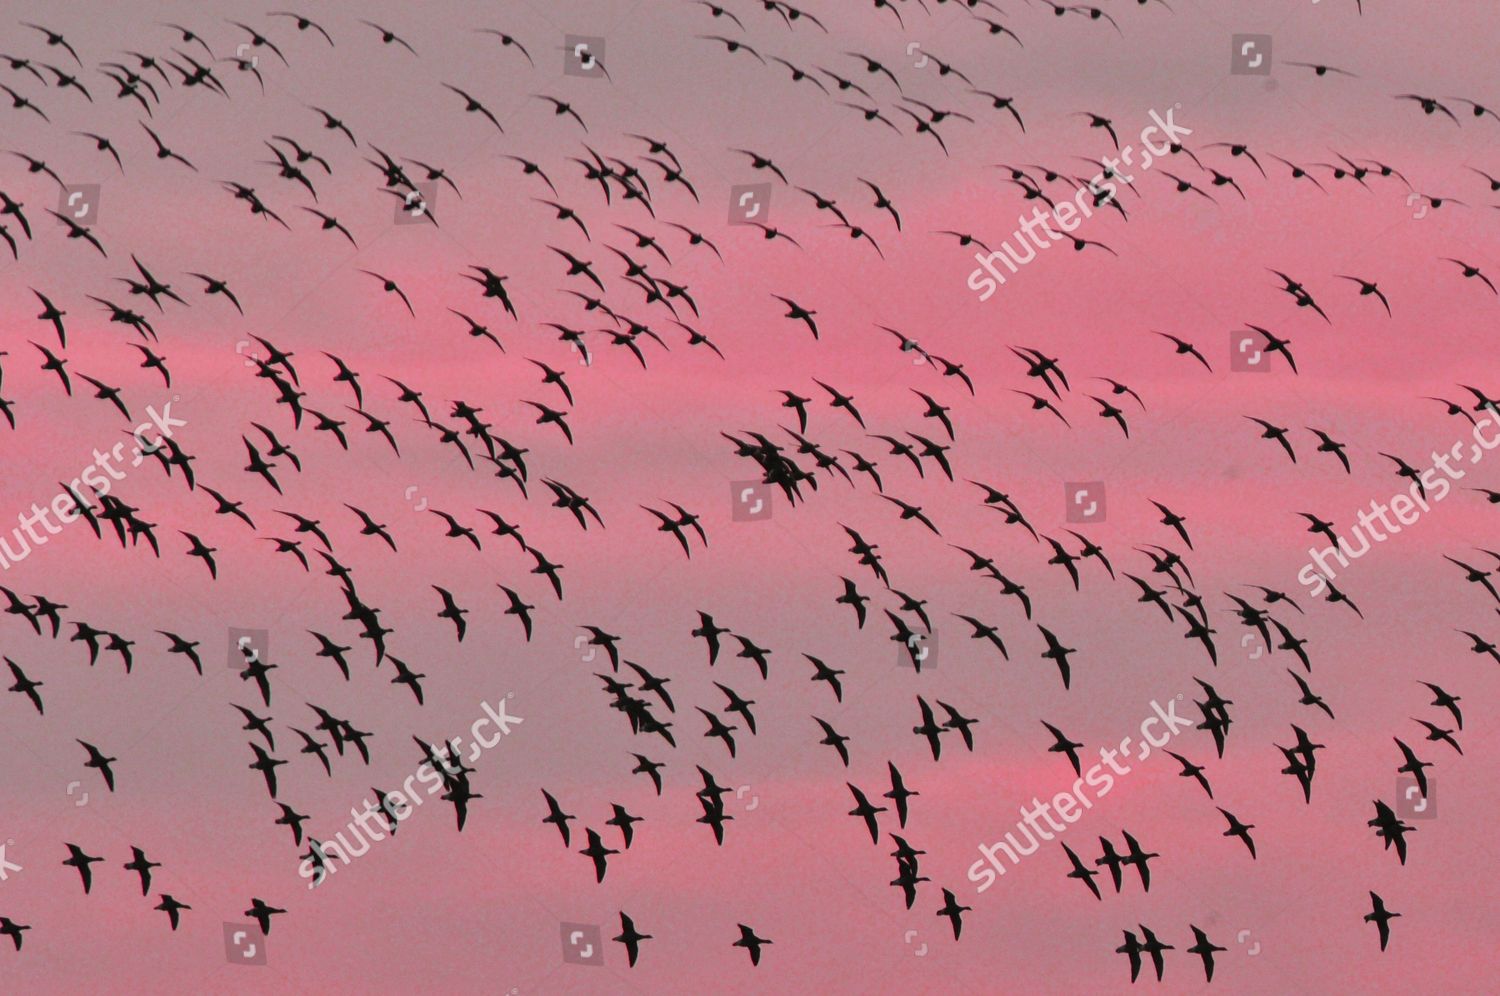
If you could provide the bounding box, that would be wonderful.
[1042,721,1084,775]
[542,790,575,845]
[936,888,971,939]
[1038,626,1077,689]
[0,917,28,951]
[1394,738,1432,798]
[1288,670,1334,719]
[1419,681,1463,729]
[63,842,104,894]
[1121,831,1159,891]
[1247,417,1297,462]
[1368,800,1414,864]
[123,847,161,895]
[1365,892,1400,951]
[1153,331,1213,371]
[1150,501,1193,549]
[806,655,845,702]
[1413,717,1461,755]
[5,658,43,715]
[1187,926,1226,982]
[358,269,415,316]
[78,740,117,792]
[733,924,771,965]
[1138,925,1174,981]
[607,804,643,849]
[1116,930,1144,983]
[245,898,285,935]
[914,697,947,760]
[613,912,652,967]
[249,743,286,797]
[361,20,418,54]
[1061,842,1101,900]
[154,895,190,931]
[1217,808,1257,858]
[814,717,851,766]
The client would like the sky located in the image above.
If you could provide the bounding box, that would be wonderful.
[0,0,1498,992]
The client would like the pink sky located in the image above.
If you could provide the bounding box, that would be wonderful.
[0,0,1498,992]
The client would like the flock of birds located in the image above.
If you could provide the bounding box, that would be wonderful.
[0,0,1494,984]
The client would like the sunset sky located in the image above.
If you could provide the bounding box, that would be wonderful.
[0,0,1498,992]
